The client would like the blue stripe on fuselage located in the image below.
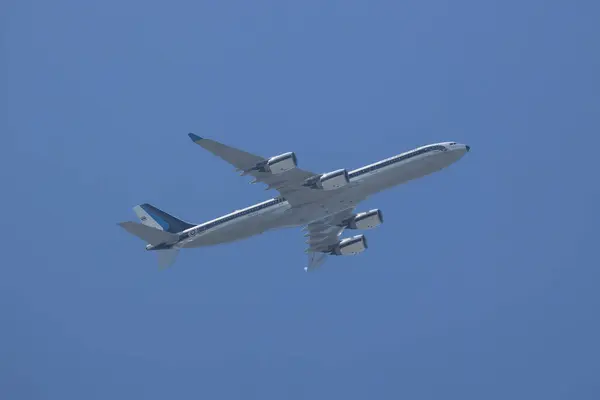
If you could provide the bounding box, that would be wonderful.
[348,145,446,179]
[178,197,285,241]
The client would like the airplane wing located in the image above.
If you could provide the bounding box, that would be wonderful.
[188,133,333,206]
[303,208,355,271]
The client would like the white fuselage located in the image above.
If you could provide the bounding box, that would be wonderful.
[177,142,469,248]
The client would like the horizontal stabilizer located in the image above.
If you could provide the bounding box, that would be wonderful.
[157,249,179,269]
[118,221,178,246]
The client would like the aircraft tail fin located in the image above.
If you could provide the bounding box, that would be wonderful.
[118,221,179,246]
[133,203,195,234]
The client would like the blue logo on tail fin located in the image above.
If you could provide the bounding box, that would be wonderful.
[140,205,170,230]
[148,212,169,230]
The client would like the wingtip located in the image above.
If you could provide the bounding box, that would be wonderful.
[188,133,203,142]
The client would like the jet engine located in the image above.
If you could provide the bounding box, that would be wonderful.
[345,209,384,230]
[305,169,350,190]
[266,152,298,174]
[331,234,368,256]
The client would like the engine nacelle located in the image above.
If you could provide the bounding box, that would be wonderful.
[306,169,350,190]
[266,152,297,174]
[332,234,368,256]
[346,209,384,230]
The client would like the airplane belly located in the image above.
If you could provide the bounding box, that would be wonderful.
[279,192,366,226]
[358,152,459,192]
[182,207,288,248]
[183,225,263,247]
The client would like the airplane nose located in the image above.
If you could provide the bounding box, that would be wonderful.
[466,145,470,152]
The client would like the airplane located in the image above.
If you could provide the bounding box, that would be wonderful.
[118,134,470,271]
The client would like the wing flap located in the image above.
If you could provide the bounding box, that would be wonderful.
[303,208,355,270]
[188,133,331,206]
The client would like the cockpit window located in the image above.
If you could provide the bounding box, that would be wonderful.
[449,142,457,145]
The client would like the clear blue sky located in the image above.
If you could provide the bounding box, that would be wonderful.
[2,1,599,399]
